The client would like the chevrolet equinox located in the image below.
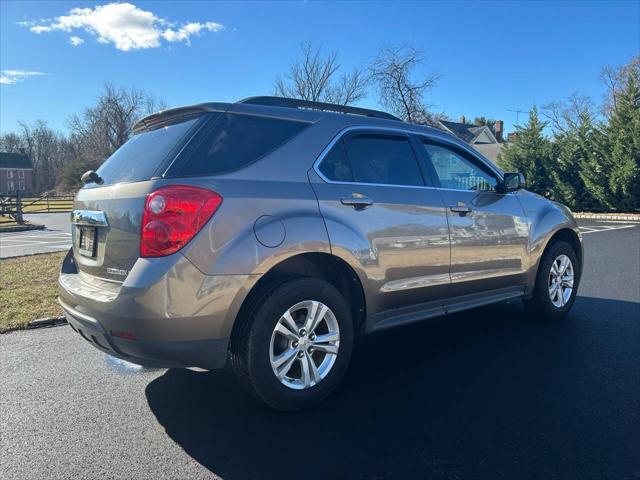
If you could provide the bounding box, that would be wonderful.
[59,96,583,410]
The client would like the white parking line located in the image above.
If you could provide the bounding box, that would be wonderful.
[0,232,71,238]
[1,239,59,244]
[0,238,73,244]
[579,224,636,234]
[1,240,72,249]
[595,220,640,224]
[1,235,71,240]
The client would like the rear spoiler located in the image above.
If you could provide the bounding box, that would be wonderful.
[132,103,229,133]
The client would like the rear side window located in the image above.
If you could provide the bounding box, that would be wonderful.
[319,132,424,186]
[174,113,309,176]
[318,140,353,182]
[94,116,200,186]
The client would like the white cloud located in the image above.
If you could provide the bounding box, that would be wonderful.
[0,70,47,85]
[19,2,225,51]
[162,21,223,44]
[68,35,85,46]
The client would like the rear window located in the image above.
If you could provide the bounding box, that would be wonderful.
[319,132,424,186]
[93,117,200,186]
[172,113,309,176]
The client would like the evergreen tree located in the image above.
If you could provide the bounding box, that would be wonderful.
[606,67,640,210]
[578,122,613,210]
[498,108,553,195]
[549,110,599,210]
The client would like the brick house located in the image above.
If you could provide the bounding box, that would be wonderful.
[0,152,34,194]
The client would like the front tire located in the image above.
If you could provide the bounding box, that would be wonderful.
[230,278,354,411]
[525,240,580,320]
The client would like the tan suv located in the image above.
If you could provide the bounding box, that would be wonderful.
[59,97,583,410]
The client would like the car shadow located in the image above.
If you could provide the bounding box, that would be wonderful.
[145,296,639,479]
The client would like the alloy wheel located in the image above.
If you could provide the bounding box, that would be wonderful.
[548,254,574,308]
[269,300,340,390]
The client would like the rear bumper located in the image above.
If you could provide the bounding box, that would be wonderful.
[58,249,258,370]
[59,299,229,369]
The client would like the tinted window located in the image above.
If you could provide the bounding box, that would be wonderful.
[421,142,497,191]
[176,113,309,176]
[95,117,200,186]
[323,133,423,186]
[318,140,353,182]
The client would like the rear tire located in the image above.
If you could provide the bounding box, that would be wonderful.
[524,240,579,320]
[230,278,354,411]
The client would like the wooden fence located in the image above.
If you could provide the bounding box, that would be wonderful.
[0,193,74,225]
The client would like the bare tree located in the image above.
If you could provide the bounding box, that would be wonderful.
[274,42,368,105]
[542,94,597,135]
[69,83,167,164]
[1,83,167,193]
[16,120,68,193]
[370,45,440,124]
[601,55,640,115]
[0,132,24,153]
[64,82,168,190]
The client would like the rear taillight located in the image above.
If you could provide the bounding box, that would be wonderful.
[141,185,222,258]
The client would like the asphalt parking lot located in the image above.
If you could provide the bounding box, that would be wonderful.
[1,220,639,479]
[0,213,72,258]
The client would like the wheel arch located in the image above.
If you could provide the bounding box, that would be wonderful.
[229,252,367,353]
[528,227,583,297]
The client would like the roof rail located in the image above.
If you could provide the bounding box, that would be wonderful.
[238,96,402,122]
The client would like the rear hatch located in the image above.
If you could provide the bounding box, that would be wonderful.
[71,112,209,282]
[71,103,311,282]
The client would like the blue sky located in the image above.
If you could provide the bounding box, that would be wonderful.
[1,1,638,136]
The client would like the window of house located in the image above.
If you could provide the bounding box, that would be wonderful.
[18,170,25,179]
[7,180,14,192]
[7,171,13,179]
[421,141,497,192]
[18,180,25,190]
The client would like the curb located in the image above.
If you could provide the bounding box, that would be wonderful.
[0,316,67,334]
[27,317,67,329]
[0,223,46,233]
[573,212,640,221]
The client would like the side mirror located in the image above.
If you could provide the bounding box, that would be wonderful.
[500,172,526,192]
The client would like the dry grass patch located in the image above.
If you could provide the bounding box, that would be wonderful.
[0,252,65,332]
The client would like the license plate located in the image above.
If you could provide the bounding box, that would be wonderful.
[78,227,97,257]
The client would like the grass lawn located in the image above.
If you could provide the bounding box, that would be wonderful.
[0,252,65,332]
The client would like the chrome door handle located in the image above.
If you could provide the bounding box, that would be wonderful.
[341,194,373,209]
[450,206,472,214]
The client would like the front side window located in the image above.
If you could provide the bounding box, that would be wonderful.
[421,142,497,192]
[319,132,424,187]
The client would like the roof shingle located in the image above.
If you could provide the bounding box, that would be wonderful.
[0,152,33,169]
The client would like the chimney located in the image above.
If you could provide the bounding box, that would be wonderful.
[495,120,504,142]
[459,115,466,124]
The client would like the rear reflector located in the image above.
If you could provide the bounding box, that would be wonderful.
[110,330,138,341]
[141,185,222,257]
